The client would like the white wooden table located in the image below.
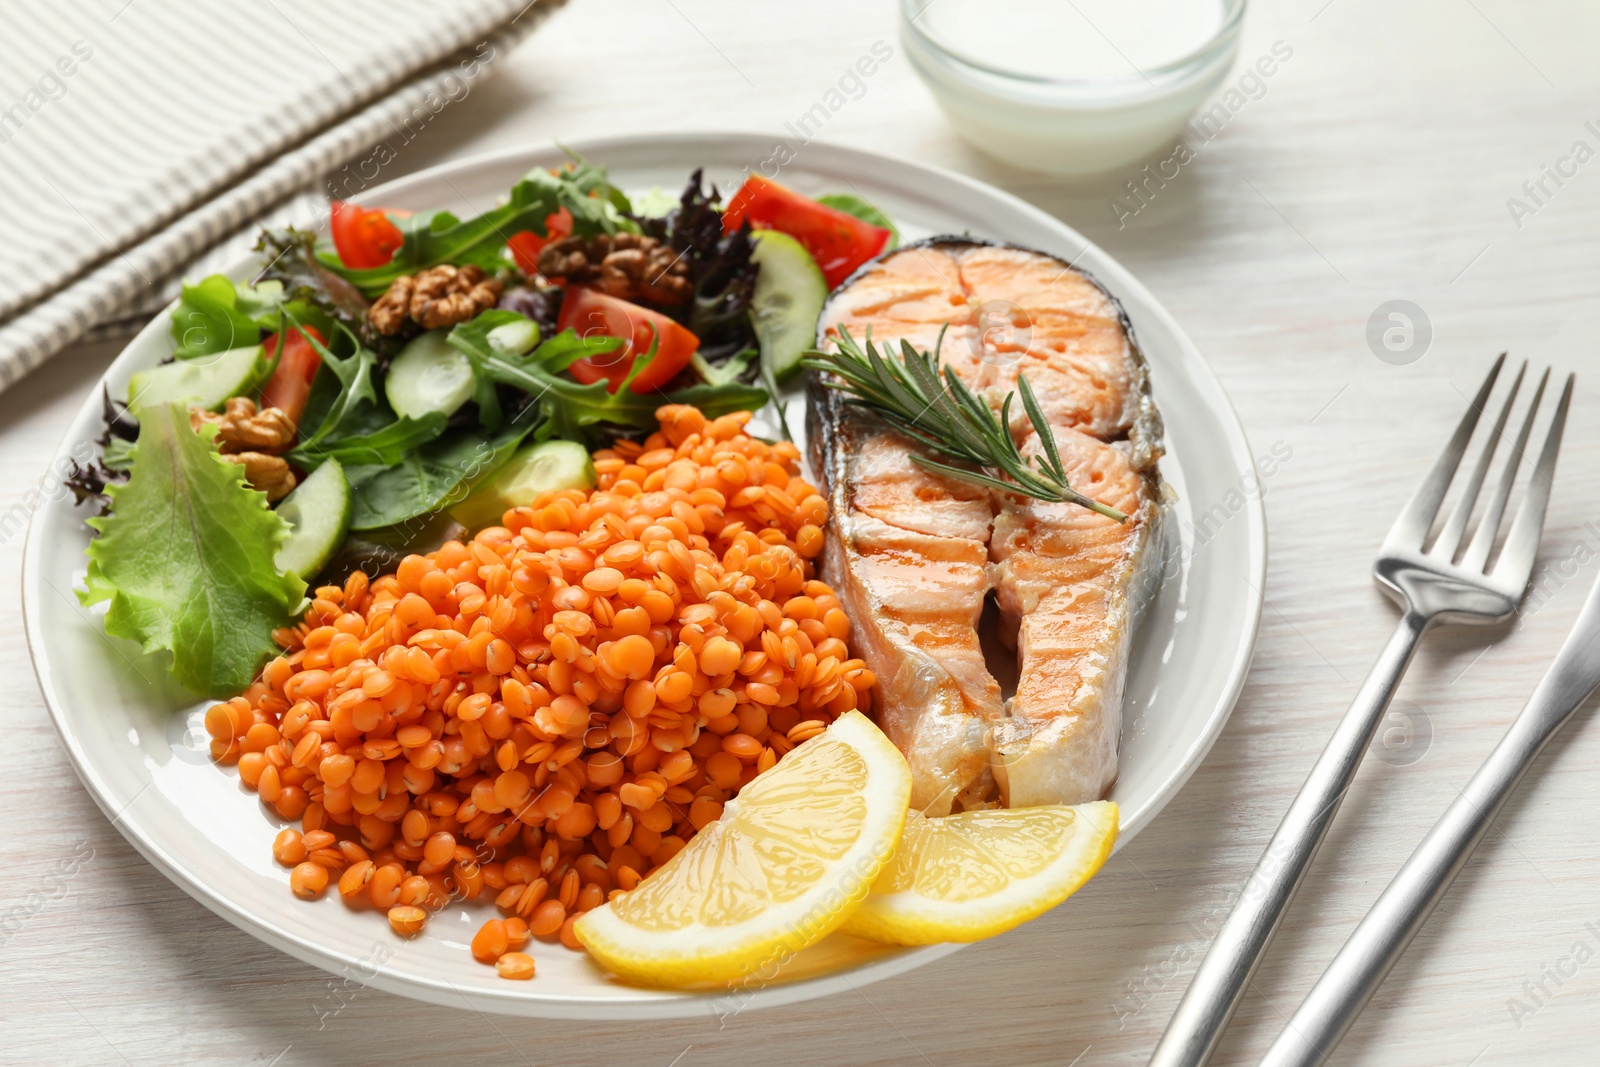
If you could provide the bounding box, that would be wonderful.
[4,1,1599,1063]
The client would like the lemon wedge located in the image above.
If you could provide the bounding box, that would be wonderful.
[840,800,1118,945]
[574,710,912,987]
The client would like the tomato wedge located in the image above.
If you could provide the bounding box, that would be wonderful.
[507,208,575,275]
[558,288,699,395]
[722,176,891,288]
[330,201,404,269]
[259,325,326,427]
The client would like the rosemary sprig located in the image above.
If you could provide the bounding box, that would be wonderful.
[801,327,1128,522]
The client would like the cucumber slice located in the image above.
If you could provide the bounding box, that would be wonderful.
[274,458,353,581]
[126,344,268,414]
[486,318,540,356]
[450,439,596,531]
[385,330,475,420]
[749,230,829,383]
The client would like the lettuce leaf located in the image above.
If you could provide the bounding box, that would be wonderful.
[79,403,306,698]
[170,275,277,358]
[169,273,339,361]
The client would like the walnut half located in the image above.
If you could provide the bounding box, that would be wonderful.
[227,452,297,501]
[536,232,692,306]
[369,276,415,336]
[191,397,297,453]
[188,398,298,501]
[370,264,504,336]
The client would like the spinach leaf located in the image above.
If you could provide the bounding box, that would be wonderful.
[817,193,900,250]
[289,413,447,471]
[348,422,532,530]
[321,510,469,583]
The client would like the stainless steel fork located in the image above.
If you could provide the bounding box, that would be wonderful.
[1148,355,1574,1067]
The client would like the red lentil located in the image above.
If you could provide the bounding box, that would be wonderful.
[208,406,871,981]
[289,862,327,899]
[496,952,536,980]
[387,905,427,936]
[272,829,307,866]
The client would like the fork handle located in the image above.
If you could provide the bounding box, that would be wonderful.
[1259,577,1600,1067]
[1147,610,1431,1067]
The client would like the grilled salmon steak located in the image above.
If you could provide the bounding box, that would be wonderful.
[808,239,1163,814]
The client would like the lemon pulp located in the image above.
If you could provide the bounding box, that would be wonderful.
[841,800,1118,945]
[575,710,911,986]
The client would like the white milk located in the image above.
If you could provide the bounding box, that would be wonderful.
[920,0,1225,82]
[903,0,1242,175]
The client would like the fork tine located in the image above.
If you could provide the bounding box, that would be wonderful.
[1385,353,1505,550]
[1431,362,1527,561]
[1493,373,1574,586]
[1461,368,1548,572]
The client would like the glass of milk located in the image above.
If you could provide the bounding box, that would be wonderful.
[902,0,1245,176]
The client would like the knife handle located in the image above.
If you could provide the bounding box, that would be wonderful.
[1260,579,1600,1067]
[1147,611,1431,1067]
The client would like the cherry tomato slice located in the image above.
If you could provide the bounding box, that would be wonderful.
[330,201,404,269]
[558,288,699,395]
[721,176,891,288]
[507,208,575,275]
[259,325,326,427]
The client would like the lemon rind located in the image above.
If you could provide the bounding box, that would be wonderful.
[574,711,913,987]
[839,800,1119,945]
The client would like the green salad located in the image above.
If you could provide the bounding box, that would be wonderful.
[68,159,897,698]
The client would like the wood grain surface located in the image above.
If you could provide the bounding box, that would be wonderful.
[4,1,1599,1064]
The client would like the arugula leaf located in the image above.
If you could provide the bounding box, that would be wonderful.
[289,413,447,471]
[447,314,769,443]
[170,275,277,358]
[817,193,900,250]
[79,403,306,698]
[283,313,379,453]
[324,163,641,297]
[389,209,517,276]
[348,422,532,530]
[446,311,528,430]
[690,348,755,387]
[277,310,448,470]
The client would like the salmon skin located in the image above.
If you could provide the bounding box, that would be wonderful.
[808,237,1163,814]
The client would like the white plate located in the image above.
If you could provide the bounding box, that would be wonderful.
[22,133,1264,1019]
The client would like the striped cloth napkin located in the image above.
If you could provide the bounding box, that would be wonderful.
[0,0,558,391]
